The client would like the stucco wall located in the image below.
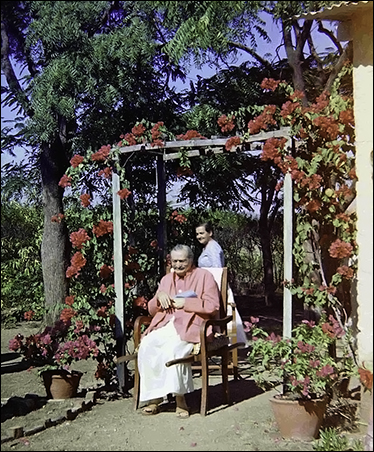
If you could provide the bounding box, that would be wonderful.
[351,11,373,365]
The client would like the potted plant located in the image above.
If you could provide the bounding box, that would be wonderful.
[9,313,102,399]
[245,314,356,440]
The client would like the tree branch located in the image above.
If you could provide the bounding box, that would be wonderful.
[227,40,274,72]
[324,41,353,93]
[307,35,323,70]
[317,20,343,55]
[1,17,32,117]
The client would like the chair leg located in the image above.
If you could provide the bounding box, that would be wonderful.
[200,356,209,416]
[231,348,239,380]
[222,350,229,405]
[133,358,140,410]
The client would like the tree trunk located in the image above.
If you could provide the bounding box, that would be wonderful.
[40,141,70,326]
[282,21,310,106]
[259,173,276,307]
[259,216,275,307]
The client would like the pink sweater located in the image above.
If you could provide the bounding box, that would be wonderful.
[144,267,220,343]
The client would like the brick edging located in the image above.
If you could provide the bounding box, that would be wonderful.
[1,390,98,444]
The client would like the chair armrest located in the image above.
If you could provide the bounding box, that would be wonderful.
[199,316,233,351]
[134,315,152,347]
[114,315,152,365]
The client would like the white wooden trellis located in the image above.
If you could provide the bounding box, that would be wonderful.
[112,127,293,387]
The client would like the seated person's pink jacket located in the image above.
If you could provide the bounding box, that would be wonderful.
[144,266,220,343]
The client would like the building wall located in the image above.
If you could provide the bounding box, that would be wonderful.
[351,11,373,367]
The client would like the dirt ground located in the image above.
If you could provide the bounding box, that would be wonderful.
[1,301,366,452]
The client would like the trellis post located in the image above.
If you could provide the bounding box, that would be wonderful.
[156,153,167,274]
[112,169,126,390]
[283,137,293,338]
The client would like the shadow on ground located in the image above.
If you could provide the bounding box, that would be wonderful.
[153,375,266,416]
[1,354,30,375]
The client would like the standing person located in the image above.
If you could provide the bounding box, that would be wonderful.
[195,221,248,347]
[137,244,221,418]
[195,221,225,268]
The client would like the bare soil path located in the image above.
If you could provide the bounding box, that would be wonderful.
[1,301,364,451]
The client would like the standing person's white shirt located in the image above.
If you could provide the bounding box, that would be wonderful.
[197,239,224,268]
[195,222,248,347]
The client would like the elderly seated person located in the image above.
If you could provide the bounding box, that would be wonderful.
[138,244,221,418]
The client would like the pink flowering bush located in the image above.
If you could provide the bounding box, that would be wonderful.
[245,315,356,400]
[8,296,115,380]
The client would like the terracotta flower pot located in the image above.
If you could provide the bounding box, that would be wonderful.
[270,394,328,441]
[42,370,83,399]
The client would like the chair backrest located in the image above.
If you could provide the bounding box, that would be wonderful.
[201,267,228,320]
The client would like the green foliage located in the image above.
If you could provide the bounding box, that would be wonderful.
[313,427,364,451]
[247,317,356,400]
[151,1,266,66]
[185,62,290,136]
[1,198,44,325]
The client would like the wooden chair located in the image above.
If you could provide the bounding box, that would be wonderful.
[115,267,244,416]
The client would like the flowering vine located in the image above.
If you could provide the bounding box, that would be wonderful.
[12,62,359,389]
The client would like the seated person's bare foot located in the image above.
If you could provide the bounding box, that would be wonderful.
[141,397,163,416]
[175,395,190,418]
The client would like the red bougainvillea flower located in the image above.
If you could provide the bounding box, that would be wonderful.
[280,100,301,119]
[119,133,136,146]
[321,316,345,339]
[260,78,281,92]
[91,144,111,162]
[289,90,305,101]
[93,220,113,237]
[24,310,34,321]
[337,265,354,279]
[60,307,77,323]
[132,123,146,137]
[217,114,236,133]
[58,174,72,188]
[176,130,206,141]
[261,137,287,162]
[70,154,84,168]
[98,166,112,178]
[248,105,277,134]
[150,121,165,146]
[66,251,87,278]
[9,335,24,352]
[309,91,330,114]
[65,295,75,306]
[275,181,283,191]
[70,228,91,249]
[99,264,114,279]
[225,136,241,151]
[118,188,131,199]
[306,199,321,213]
[328,238,353,259]
[80,193,91,208]
[358,364,373,390]
[74,320,84,334]
[170,210,187,224]
[51,213,65,223]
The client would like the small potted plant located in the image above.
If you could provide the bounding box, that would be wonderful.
[8,297,116,399]
[245,314,357,440]
[9,318,99,398]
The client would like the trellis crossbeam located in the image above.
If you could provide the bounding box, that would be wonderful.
[115,127,291,160]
